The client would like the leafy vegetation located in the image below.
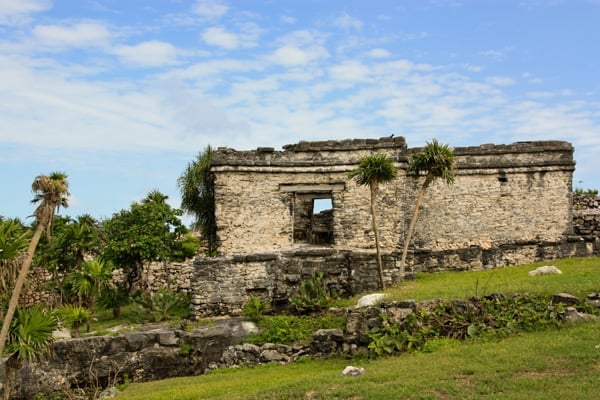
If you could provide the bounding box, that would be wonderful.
[289,272,336,313]
[574,187,599,196]
[129,288,190,323]
[101,190,189,294]
[245,313,346,346]
[0,172,69,358]
[54,304,93,338]
[177,145,217,255]
[241,297,269,322]
[114,319,600,400]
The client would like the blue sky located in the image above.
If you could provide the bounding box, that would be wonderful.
[1,0,599,224]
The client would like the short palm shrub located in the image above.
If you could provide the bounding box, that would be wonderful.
[54,304,92,337]
[130,288,189,323]
[242,297,269,322]
[289,272,335,313]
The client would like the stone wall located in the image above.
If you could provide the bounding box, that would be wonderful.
[189,238,598,319]
[190,249,398,318]
[211,138,575,255]
[188,137,582,318]
[0,319,255,400]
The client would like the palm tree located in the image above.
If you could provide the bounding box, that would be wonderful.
[2,306,57,400]
[399,139,456,279]
[348,154,398,289]
[0,172,69,357]
[177,145,217,255]
[0,219,30,319]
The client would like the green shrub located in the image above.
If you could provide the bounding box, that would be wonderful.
[367,293,595,357]
[246,313,346,345]
[54,304,92,337]
[289,272,335,313]
[242,297,269,322]
[130,288,190,323]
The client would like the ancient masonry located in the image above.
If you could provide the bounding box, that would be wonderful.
[190,137,599,318]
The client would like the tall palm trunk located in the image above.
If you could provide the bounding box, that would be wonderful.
[399,176,431,280]
[370,183,385,289]
[0,221,45,357]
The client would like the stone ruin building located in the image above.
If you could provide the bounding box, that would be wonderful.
[190,136,598,318]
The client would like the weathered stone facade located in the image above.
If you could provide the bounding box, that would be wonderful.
[189,137,594,318]
[211,137,575,254]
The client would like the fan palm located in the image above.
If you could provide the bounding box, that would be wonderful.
[400,139,456,279]
[177,145,217,255]
[2,306,56,400]
[348,154,398,289]
[0,172,69,357]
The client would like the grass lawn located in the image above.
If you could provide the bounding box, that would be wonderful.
[114,257,600,400]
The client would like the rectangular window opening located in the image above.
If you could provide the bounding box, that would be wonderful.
[293,193,334,246]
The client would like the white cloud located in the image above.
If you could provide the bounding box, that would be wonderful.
[332,12,363,31]
[368,48,391,58]
[329,61,370,82]
[201,26,239,49]
[271,45,310,66]
[0,0,50,25]
[486,76,516,86]
[463,64,484,72]
[32,21,111,48]
[191,0,228,19]
[112,40,180,67]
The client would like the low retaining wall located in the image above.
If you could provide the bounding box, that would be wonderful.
[190,238,600,319]
[0,319,255,400]
[190,249,399,318]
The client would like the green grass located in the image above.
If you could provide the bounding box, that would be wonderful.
[385,257,600,302]
[114,319,600,400]
[112,257,600,400]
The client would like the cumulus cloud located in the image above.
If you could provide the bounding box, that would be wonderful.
[191,0,228,19]
[368,48,391,58]
[112,40,181,67]
[202,26,239,49]
[0,0,51,25]
[332,12,363,31]
[32,21,111,48]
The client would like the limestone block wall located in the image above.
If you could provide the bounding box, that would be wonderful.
[405,141,574,251]
[190,249,399,318]
[211,138,575,257]
[212,137,408,254]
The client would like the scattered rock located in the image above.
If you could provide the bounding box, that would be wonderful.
[587,293,600,308]
[341,366,364,377]
[528,265,562,276]
[563,307,596,324]
[356,293,387,308]
[552,293,581,306]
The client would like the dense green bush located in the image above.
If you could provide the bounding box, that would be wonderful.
[130,288,189,323]
[289,272,336,313]
[246,313,346,345]
[367,293,597,357]
[242,297,269,322]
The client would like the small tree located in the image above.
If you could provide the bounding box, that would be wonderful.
[101,190,187,294]
[399,139,456,279]
[0,172,69,357]
[348,154,398,289]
